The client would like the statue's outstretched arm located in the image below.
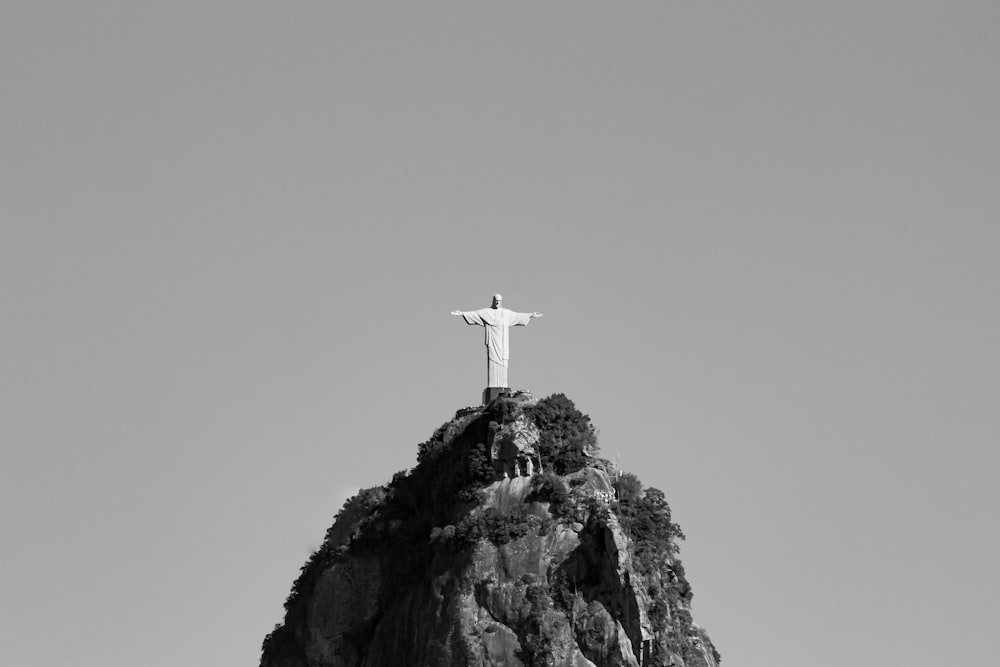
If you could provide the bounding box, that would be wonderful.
[530,312,543,318]
[454,310,484,325]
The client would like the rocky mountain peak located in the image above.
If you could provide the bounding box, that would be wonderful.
[261,393,720,667]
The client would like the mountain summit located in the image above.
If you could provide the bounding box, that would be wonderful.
[261,393,720,667]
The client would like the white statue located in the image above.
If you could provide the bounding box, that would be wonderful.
[451,294,543,388]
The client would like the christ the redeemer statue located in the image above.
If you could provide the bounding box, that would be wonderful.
[452,294,542,403]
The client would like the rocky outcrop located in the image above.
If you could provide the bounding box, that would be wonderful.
[261,394,720,667]
[491,416,541,478]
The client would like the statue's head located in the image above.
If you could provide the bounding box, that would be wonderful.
[492,294,503,309]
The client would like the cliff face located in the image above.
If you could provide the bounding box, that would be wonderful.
[261,394,720,667]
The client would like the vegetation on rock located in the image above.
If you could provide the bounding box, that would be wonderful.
[612,473,686,558]
[523,393,599,475]
[525,472,570,517]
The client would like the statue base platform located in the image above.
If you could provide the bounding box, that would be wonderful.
[482,387,511,404]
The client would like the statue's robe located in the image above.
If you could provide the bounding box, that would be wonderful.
[460,307,533,387]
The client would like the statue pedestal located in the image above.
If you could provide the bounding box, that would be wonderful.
[482,387,511,404]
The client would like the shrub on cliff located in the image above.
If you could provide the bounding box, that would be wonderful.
[524,393,598,475]
[451,506,534,546]
[517,583,560,666]
[526,472,570,517]
[613,483,685,558]
[612,472,643,504]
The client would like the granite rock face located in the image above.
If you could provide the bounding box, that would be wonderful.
[261,395,720,667]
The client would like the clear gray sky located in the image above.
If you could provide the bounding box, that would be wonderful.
[2,2,998,665]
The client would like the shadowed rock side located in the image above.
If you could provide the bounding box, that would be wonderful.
[261,394,720,667]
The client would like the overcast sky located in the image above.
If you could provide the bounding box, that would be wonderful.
[2,2,998,666]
